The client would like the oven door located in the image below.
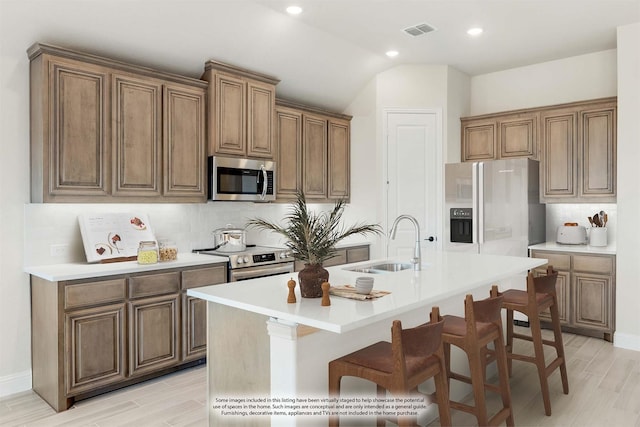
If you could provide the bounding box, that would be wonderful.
[229,262,295,282]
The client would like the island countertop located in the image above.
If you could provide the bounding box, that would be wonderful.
[188,251,546,334]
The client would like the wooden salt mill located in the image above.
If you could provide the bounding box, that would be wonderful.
[321,282,331,306]
[287,278,297,303]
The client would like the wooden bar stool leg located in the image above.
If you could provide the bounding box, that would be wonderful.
[529,312,552,416]
[376,385,386,427]
[550,302,569,395]
[434,362,452,427]
[328,368,341,427]
[505,308,514,376]
[494,333,515,426]
[467,349,489,426]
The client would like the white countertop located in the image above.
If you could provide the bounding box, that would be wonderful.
[188,251,545,334]
[529,241,616,255]
[24,253,229,282]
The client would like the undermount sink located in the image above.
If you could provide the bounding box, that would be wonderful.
[344,262,414,274]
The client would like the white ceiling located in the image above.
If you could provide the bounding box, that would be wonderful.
[2,0,639,112]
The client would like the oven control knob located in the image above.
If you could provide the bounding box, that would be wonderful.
[243,256,250,263]
[236,257,244,264]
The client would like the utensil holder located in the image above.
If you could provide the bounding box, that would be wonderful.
[589,227,607,247]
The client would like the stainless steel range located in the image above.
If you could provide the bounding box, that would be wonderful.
[193,245,295,282]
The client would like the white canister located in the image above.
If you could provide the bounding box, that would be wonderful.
[589,227,608,247]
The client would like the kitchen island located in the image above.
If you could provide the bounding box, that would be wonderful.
[188,251,546,426]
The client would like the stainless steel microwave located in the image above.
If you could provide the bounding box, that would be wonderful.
[208,156,275,202]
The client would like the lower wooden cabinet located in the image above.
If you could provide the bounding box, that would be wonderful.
[65,304,126,396]
[531,250,615,341]
[294,244,370,271]
[30,262,227,412]
[128,294,180,377]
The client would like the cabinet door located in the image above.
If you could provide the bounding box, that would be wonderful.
[182,294,207,361]
[541,110,578,200]
[180,265,226,361]
[573,273,612,331]
[322,249,348,267]
[302,114,328,199]
[247,80,275,159]
[535,268,570,324]
[48,58,110,198]
[163,83,206,199]
[580,106,616,200]
[65,304,125,395]
[275,106,303,200]
[498,114,538,159]
[214,74,246,156]
[328,118,350,200]
[346,245,370,264]
[129,294,180,376]
[112,73,163,197]
[461,120,496,161]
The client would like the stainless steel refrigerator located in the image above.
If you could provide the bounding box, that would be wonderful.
[444,158,545,257]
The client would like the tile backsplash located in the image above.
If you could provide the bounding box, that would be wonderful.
[23,200,373,266]
[545,203,616,244]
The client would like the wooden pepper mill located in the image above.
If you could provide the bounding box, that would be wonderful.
[287,278,297,303]
[321,281,331,306]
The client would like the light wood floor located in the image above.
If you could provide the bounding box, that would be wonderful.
[2,327,640,426]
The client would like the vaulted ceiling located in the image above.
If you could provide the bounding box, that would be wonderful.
[2,0,639,112]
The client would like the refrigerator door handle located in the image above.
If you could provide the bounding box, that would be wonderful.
[472,162,479,245]
[477,162,485,245]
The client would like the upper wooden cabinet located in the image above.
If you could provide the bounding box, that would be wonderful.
[462,97,616,203]
[28,43,207,203]
[202,60,279,159]
[461,112,538,162]
[540,98,616,203]
[275,99,351,202]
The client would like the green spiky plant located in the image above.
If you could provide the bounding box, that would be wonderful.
[247,191,382,265]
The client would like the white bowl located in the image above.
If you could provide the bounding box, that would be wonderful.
[355,282,374,295]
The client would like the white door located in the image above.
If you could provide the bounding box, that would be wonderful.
[385,110,441,259]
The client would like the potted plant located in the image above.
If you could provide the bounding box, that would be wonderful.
[247,191,382,298]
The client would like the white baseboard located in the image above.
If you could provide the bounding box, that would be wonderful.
[0,370,32,398]
[614,332,640,352]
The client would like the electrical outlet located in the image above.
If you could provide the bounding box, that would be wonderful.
[50,244,69,257]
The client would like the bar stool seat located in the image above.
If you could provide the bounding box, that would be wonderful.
[491,265,569,416]
[328,306,451,427]
[435,293,514,427]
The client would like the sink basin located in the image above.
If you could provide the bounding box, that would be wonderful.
[344,262,414,274]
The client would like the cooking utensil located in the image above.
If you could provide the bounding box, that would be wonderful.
[212,224,247,252]
[603,213,608,227]
[593,213,601,227]
[588,217,594,227]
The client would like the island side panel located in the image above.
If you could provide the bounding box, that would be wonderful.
[208,302,270,427]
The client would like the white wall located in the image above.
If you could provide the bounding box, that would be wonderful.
[614,22,640,350]
[470,49,617,115]
[345,64,471,260]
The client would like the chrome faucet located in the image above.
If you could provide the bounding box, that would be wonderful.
[389,214,421,271]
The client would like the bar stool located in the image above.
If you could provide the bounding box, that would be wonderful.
[328,306,451,427]
[433,294,514,427]
[490,265,569,416]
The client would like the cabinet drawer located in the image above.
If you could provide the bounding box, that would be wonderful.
[323,250,348,267]
[346,246,369,264]
[129,272,180,299]
[182,265,227,289]
[573,255,614,274]
[64,278,126,310]
[530,251,571,270]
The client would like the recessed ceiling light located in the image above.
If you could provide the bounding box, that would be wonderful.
[467,27,483,36]
[286,5,302,15]
[386,50,399,58]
